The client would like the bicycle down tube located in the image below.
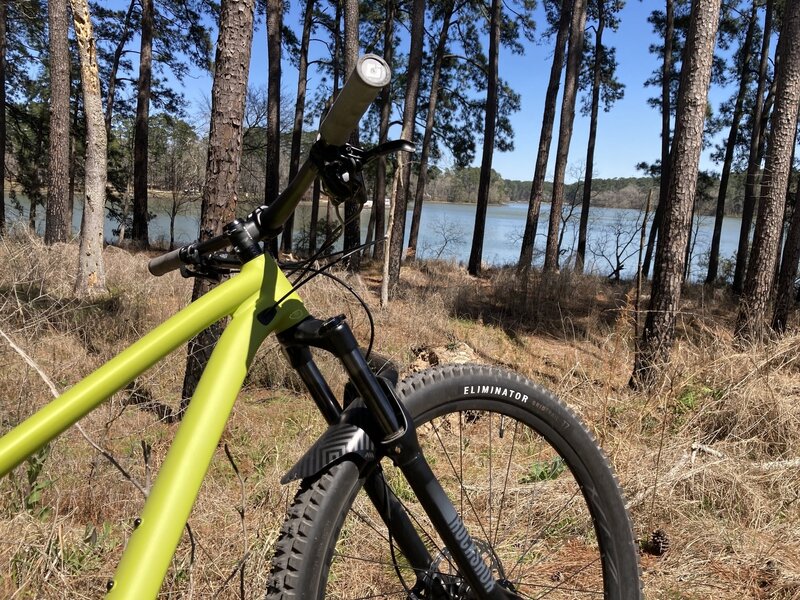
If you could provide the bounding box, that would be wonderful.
[0,253,309,599]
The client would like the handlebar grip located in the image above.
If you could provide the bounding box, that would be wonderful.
[148,247,184,276]
[319,54,391,146]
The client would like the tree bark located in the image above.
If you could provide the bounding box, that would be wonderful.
[0,0,6,237]
[642,0,675,279]
[736,0,800,340]
[575,0,606,272]
[632,0,721,387]
[266,0,281,257]
[407,0,455,261]
[773,172,800,332]
[384,0,425,298]
[283,0,314,255]
[733,0,773,293]
[518,0,572,274]
[46,0,72,244]
[342,0,361,270]
[467,0,502,276]
[371,0,395,262]
[705,1,757,284]
[70,0,108,296]
[543,0,588,272]
[181,0,255,408]
[132,0,153,246]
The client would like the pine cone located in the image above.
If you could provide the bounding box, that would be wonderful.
[648,529,670,556]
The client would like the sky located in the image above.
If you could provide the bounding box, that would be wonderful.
[109,1,752,183]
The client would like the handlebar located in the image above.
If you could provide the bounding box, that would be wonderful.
[148,54,390,277]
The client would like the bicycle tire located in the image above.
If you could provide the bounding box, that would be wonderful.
[267,364,641,599]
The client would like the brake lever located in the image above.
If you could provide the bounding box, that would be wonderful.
[362,139,416,164]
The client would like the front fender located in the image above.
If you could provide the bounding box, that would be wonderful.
[281,400,382,484]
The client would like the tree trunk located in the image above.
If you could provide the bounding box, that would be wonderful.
[705,1,757,284]
[642,0,675,279]
[70,0,108,296]
[543,0,588,272]
[575,0,606,272]
[733,0,773,293]
[46,0,72,245]
[467,0,502,276]
[372,0,395,263]
[773,177,800,331]
[266,0,281,257]
[283,0,314,255]
[407,0,455,261]
[181,0,255,409]
[342,0,361,271]
[132,0,153,246]
[384,0,425,298]
[104,0,136,133]
[517,0,572,274]
[632,0,721,388]
[0,0,7,236]
[736,0,800,340]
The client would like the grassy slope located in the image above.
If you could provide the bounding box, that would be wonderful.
[0,231,798,598]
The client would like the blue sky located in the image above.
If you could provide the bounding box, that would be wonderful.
[110,1,748,182]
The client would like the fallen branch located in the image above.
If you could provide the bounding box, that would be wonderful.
[0,327,147,498]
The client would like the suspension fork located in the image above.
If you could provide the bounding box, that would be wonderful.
[281,340,433,576]
[279,316,510,599]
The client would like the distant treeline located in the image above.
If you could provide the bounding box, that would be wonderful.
[426,167,756,217]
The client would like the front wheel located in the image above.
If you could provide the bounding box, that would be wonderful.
[267,365,641,599]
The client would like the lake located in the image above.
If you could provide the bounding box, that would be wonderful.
[4,192,743,282]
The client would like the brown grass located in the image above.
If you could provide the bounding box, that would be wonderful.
[0,234,799,598]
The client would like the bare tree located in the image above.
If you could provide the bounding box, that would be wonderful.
[632,0,721,387]
[70,0,108,296]
[46,0,72,244]
[736,0,800,340]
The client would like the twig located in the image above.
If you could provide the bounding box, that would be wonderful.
[0,326,147,498]
[223,443,248,600]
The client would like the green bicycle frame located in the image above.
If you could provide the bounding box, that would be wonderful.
[0,254,309,599]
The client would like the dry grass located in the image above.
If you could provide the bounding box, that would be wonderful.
[0,235,799,598]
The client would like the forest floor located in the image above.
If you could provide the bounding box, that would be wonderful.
[0,229,799,598]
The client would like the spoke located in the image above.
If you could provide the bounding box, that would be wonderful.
[489,411,493,544]
[531,556,603,598]
[493,418,519,549]
[430,414,493,546]
[509,488,582,581]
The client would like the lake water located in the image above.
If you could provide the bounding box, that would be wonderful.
[4,193,743,282]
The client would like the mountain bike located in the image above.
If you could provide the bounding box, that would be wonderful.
[0,55,641,599]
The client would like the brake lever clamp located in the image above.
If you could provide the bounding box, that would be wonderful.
[310,141,367,207]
